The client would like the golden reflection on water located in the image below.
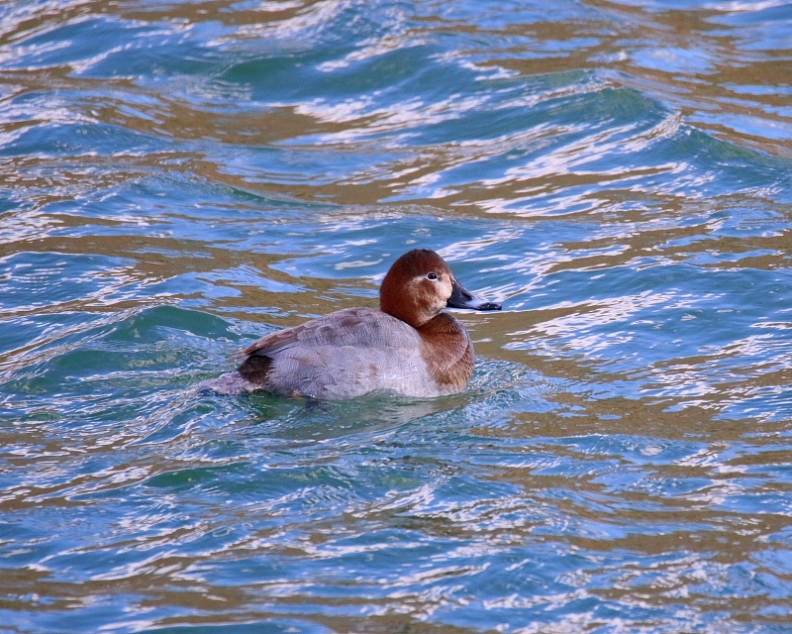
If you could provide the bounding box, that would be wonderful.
[3,0,788,216]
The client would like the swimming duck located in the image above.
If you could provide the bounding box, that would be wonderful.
[223,249,501,400]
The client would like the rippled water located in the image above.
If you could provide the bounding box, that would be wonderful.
[2,0,792,632]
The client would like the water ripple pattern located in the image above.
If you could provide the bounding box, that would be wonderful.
[1,0,791,632]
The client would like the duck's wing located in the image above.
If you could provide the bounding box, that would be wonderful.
[241,307,415,359]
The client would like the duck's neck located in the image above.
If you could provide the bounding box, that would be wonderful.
[417,313,474,392]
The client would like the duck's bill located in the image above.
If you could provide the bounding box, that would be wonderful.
[447,279,502,311]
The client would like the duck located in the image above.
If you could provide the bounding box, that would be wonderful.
[215,249,501,400]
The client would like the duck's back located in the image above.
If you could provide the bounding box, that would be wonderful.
[238,307,453,400]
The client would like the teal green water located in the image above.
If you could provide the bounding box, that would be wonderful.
[2,0,792,632]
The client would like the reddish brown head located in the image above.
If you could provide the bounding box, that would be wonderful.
[379,249,501,328]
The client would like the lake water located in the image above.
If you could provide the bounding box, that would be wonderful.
[1,0,792,632]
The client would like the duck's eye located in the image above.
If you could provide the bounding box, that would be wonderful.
[427,272,438,280]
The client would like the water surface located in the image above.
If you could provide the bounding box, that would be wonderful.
[2,0,792,632]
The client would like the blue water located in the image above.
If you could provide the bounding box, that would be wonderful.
[2,0,792,632]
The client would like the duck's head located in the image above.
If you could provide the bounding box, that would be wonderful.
[379,249,501,327]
